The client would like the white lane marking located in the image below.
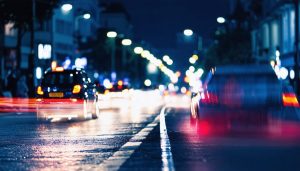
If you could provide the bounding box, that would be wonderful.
[160,107,175,171]
[99,114,160,171]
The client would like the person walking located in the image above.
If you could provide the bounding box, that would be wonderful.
[7,70,17,97]
[16,75,28,98]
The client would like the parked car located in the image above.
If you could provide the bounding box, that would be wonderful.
[190,65,289,133]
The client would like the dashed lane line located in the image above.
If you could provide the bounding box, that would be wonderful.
[98,113,161,171]
[98,106,175,171]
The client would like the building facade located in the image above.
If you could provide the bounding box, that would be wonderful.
[1,0,101,87]
[251,0,297,71]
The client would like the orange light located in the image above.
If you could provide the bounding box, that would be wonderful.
[117,80,123,86]
[104,90,110,95]
[55,67,64,72]
[72,85,81,94]
[37,86,44,95]
[70,98,77,102]
[176,71,181,77]
[283,93,299,107]
[51,61,57,70]
[184,76,190,83]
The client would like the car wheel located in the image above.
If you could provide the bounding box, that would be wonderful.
[190,103,199,127]
[92,97,100,119]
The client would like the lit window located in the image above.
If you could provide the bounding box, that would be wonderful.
[5,22,16,36]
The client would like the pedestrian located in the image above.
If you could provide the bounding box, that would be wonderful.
[7,70,17,97]
[16,75,28,98]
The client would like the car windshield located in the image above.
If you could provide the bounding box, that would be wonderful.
[42,72,83,86]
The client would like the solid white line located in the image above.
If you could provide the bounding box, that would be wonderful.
[160,107,175,171]
[98,114,160,171]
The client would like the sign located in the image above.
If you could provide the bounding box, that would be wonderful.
[38,44,51,59]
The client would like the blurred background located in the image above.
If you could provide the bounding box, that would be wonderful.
[0,0,299,98]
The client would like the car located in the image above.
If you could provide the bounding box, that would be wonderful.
[106,82,131,99]
[190,65,293,134]
[36,67,99,121]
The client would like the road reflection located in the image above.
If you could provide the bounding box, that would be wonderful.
[0,97,36,113]
[0,90,166,170]
[187,107,300,143]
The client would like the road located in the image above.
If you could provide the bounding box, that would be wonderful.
[1,93,300,170]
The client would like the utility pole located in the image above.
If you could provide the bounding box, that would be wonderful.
[294,0,300,97]
[28,0,36,97]
[111,39,116,77]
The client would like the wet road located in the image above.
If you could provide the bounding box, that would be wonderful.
[163,107,300,171]
[0,91,164,170]
[1,94,300,170]
[121,96,300,171]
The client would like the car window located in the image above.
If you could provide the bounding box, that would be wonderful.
[42,72,83,86]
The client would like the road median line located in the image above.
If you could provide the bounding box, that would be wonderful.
[160,106,175,171]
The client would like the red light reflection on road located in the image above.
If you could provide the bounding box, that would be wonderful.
[0,97,37,113]
[0,98,87,114]
[185,110,300,144]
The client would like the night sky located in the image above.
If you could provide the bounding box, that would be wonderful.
[110,0,229,48]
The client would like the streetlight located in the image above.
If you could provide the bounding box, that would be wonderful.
[189,54,198,64]
[83,13,91,19]
[163,55,170,62]
[141,50,150,58]
[189,58,196,64]
[61,4,73,13]
[144,79,152,87]
[121,39,132,74]
[183,29,193,36]
[166,59,173,66]
[134,47,143,54]
[107,31,117,76]
[122,39,132,46]
[217,17,226,24]
[75,13,91,32]
[107,31,117,38]
[163,55,173,66]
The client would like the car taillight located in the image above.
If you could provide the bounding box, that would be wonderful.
[72,85,81,94]
[201,92,218,105]
[37,86,44,95]
[282,93,299,107]
[54,67,64,72]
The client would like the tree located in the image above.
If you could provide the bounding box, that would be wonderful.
[205,29,253,70]
[204,0,255,70]
[0,0,58,69]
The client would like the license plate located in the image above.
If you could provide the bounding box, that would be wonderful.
[49,92,64,98]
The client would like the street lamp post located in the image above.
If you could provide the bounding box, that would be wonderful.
[121,39,132,74]
[28,0,36,97]
[74,13,91,35]
[107,31,117,75]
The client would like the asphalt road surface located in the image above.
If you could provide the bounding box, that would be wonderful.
[1,94,300,171]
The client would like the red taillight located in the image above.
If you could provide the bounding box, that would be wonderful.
[283,93,299,107]
[201,92,218,105]
[72,85,81,94]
